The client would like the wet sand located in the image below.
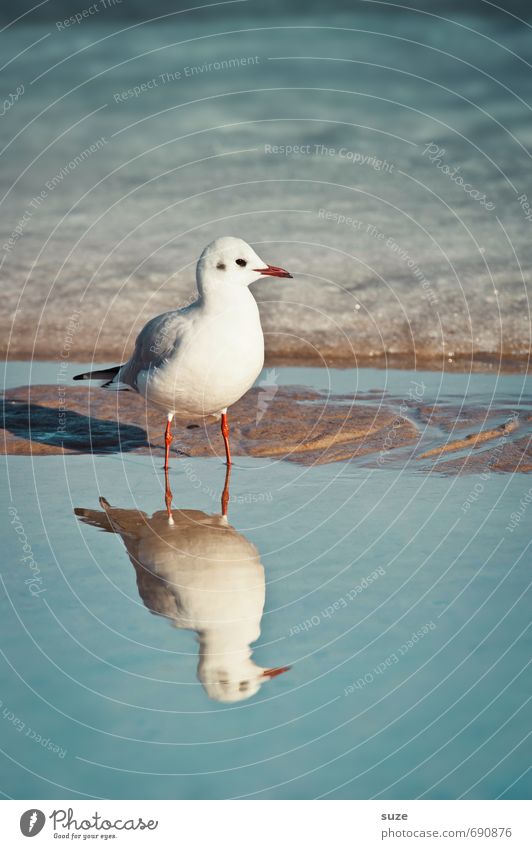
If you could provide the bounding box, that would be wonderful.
[2,376,530,472]
[3,318,530,375]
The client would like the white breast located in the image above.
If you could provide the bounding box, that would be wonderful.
[135,518,265,634]
[138,290,264,417]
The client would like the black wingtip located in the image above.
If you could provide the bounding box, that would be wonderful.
[73,365,123,382]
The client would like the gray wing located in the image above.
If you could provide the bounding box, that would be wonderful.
[119,304,196,389]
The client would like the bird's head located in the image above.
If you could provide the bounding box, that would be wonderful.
[199,660,291,703]
[196,236,292,294]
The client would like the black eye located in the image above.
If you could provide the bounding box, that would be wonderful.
[216,262,226,270]
[235,258,247,267]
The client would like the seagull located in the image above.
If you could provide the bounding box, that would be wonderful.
[75,470,290,703]
[74,237,292,469]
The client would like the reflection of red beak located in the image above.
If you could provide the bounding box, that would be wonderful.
[254,264,292,279]
[262,666,291,679]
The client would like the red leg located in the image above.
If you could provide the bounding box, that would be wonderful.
[221,464,231,517]
[164,415,173,471]
[164,468,173,521]
[221,411,232,467]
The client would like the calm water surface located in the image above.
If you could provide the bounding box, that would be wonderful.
[1,366,530,799]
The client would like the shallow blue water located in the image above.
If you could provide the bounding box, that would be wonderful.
[1,365,531,799]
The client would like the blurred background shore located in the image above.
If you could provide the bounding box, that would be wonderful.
[1,0,531,369]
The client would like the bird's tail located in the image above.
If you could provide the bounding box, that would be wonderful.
[73,365,123,388]
[75,498,148,536]
[74,506,115,533]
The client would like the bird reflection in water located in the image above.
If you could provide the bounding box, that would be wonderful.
[75,467,289,702]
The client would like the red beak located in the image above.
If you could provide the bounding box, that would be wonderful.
[254,264,292,279]
[262,665,291,679]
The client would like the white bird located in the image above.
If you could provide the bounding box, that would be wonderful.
[75,488,290,703]
[74,237,292,469]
